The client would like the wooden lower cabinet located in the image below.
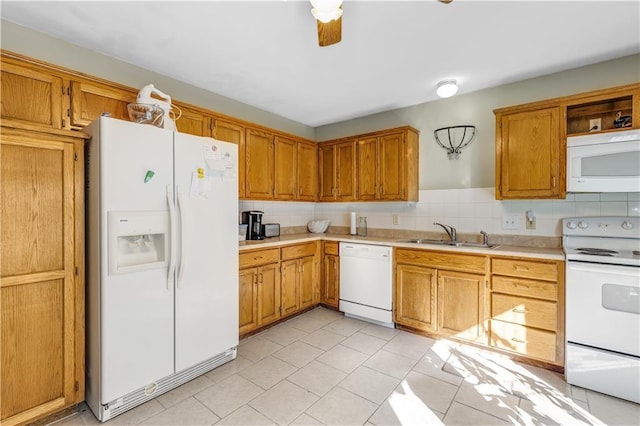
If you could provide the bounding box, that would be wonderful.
[321,242,340,308]
[394,249,488,344]
[489,256,564,366]
[394,264,437,332]
[1,125,85,425]
[281,242,319,315]
[239,242,318,335]
[437,270,485,342]
[238,249,281,335]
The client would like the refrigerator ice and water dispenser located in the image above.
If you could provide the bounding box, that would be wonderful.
[108,211,169,275]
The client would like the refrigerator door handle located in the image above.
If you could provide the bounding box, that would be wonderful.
[166,185,177,290]
[177,188,187,288]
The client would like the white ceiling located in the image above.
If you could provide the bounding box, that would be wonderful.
[2,1,639,127]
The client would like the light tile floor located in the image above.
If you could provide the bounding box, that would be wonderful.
[54,307,639,426]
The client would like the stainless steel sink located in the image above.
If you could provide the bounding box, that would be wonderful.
[399,239,500,249]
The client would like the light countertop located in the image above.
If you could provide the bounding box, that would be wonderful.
[239,233,565,261]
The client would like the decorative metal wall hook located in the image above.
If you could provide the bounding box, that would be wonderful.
[434,125,477,160]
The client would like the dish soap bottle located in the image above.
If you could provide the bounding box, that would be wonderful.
[357,216,368,236]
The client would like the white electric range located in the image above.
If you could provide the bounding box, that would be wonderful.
[563,216,640,403]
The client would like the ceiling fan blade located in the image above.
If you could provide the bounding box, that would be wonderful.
[317,16,342,47]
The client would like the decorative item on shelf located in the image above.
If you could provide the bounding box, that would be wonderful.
[434,125,477,160]
[308,219,330,234]
[613,111,632,128]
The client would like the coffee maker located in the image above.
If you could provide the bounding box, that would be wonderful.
[241,211,264,240]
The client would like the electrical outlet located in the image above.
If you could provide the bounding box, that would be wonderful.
[502,215,518,229]
[392,214,399,225]
[589,118,601,132]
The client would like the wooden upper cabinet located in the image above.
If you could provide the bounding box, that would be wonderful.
[357,137,378,201]
[297,141,318,201]
[245,128,274,199]
[336,140,357,201]
[495,107,561,199]
[70,80,136,128]
[379,132,404,200]
[274,136,298,200]
[213,118,245,198]
[319,127,418,202]
[175,105,211,137]
[0,61,63,129]
[318,144,336,201]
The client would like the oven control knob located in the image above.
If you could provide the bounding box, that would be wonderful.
[622,220,633,230]
[566,221,577,230]
[578,221,588,229]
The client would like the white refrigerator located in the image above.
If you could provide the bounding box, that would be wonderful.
[85,117,238,421]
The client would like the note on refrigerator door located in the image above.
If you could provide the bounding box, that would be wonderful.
[204,144,235,181]
[190,171,212,199]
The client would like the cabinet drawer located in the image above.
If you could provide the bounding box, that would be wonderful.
[492,276,557,301]
[492,258,558,281]
[323,241,339,256]
[239,248,280,268]
[490,319,556,362]
[491,293,557,331]
[281,242,316,260]
[396,249,487,273]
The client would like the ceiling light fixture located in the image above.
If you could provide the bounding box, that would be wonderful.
[310,0,343,23]
[436,80,458,98]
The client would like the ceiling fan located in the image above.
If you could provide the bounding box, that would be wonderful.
[311,0,454,47]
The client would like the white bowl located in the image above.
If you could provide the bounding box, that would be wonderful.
[307,219,330,233]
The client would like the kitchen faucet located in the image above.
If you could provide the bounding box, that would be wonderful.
[433,222,457,242]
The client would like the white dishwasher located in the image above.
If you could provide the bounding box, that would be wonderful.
[339,242,394,328]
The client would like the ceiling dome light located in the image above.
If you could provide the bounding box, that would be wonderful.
[436,80,458,98]
[310,0,343,23]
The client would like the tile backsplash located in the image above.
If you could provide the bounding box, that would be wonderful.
[240,188,639,238]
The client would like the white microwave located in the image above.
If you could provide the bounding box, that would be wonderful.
[567,129,640,192]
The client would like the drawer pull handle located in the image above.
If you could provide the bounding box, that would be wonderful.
[512,308,528,314]
[259,273,264,283]
[514,266,529,272]
[254,256,263,260]
[514,283,530,289]
[511,337,528,344]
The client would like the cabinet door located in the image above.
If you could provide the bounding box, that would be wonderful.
[280,260,299,316]
[379,132,404,200]
[357,137,378,201]
[213,118,245,199]
[245,128,274,199]
[394,264,437,332]
[274,136,298,200]
[1,62,63,129]
[299,256,316,309]
[297,141,318,201]
[437,270,486,343]
[239,268,258,334]
[497,107,561,199]
[175,106,211,137]
[318,144,336,201]
[70,80,136,128]
[336,140,357,201]
[257,263,281,325]
[1,136,78,422]
[322,254,340,308]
